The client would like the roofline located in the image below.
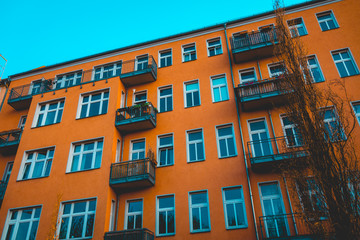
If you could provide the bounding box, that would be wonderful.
[9,0,333,79]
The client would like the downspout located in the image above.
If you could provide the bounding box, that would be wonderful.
[267,110,279,153]
[257,61,263,80]
[224,23,259,240]
[0,78,9,112]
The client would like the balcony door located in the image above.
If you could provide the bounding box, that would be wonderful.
[259,182,289,238]
[248,119,273,157]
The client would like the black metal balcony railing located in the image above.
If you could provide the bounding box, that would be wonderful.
[0,129,22,155]
[120,56,157,86]
[230,28,279,52]
[110,158,156,190]
[0,181,8,205]
[259,213,315,240]
[115,102,157,133]
[104,228,154,240]
[247,135,307,171]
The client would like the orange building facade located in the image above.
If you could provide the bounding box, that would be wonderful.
[0,0,359,239]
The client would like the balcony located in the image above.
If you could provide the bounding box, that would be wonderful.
[110,158,156,192]
[104,228,154,240]
[120,56,157,87]
[8,81,51,110]
[247,136,307,172]
[235,76,290,111]
[0,181,8,207]
[0,129,22,155]
[259,213,316,240]
[230,28,279,63]
[115,102,157,133]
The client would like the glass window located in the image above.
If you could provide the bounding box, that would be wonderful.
[159,49,172,68]
[68,139,103,172]
[222,186,247,229]
[182,43,196,62]
[79,90,109,118]
[189,191,210,233]
[304,178,327,218]
[281,116,303,147]
[187,129,205,162]
[287,18,307,37]
[2,161,13,182]
[134,91,147,105]
[351,102,360,125]
[216,125,237,158]
[307,55,324,83]
[316,11,338,31]
[2,206,41,240]
[332,49,359,77]
[94,62,122,80]
[130,139,146,160]
[156,195,175,236]
[21,148,54,180]
[207,38,222,56]
[268,63,285,78]
[56,71,82,89]
[18,115,27,129]
[248,119,273,157]
[29,80,43,95]
[211,75,229,102]
[59,199,96,239]
[321,107,345,141]
[126,199,143,230]
[35,99,64,127]
[239,68,257,83]
[184,81,200,108]
[158,134,174,166]
[136,55,149,71]
[159,86,173,112]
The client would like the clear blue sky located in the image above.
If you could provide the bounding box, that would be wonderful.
[0,0,307,79]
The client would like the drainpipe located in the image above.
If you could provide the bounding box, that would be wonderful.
[224,23,259,240]
[257,61,263,80]
[267,110,279,154]
[283,175,297,235]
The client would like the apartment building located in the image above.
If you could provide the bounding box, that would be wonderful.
[0,0,359,239]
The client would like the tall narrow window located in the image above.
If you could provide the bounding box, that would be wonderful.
[281,116,303,147]
[156,195,175,236]
[351,102,360,125]
[158,86,173,112]
[222,186,247,229]
[331,49,359,77]
[316,11,338,31]
[216,124,237,158]
[79,90,109,118]
[211,75,229,103]
[126,199,143,230]
[58,199,96,239]
[2,206,42,240]
[207,38,222,56]
[20,147,54,180]
[130,139,146,160]
[136,55,149,71]
[307,55,324,83]
[158,134,174,166]
[187,129,205,162]
[287,18,307,37]
[248,119,273,157]
[18,115,27,129]
[159,49,172,68]
[2,162,13,182]
[189,191,210,233]
[34,99,64,127]
[184,81,200,108]
[109,200,116,231]
[55,71,82,89]
[94,62,122,80]
[321,107,345,141]
[182,43,196,62]
[68,138,103,172]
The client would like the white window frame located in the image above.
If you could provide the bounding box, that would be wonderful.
[216,124,237,158]
[93,61,122,80]
[1,205,42,240]
[316,10,339,31]
[2,161,13,182]
[182,43,196,62]
[32,98,65,128]
[210,74,229,103]
[158,85,173,113]
[66,138,104,173]
[109,200,116,231]
[183,80,201,108]
[206,37,222,57]
[351,101,360,126]
[222,186,248,229]
[188,190,211,233]
[157,134,174,167]
[124,199,143,230]
[247,118,273,158]
[331,48,359,78]
[28,79,43,95]
[307,55,325,83]
[133,90,147,105]
[18,115,27,129]
[268,62,285,78]
[287,17,307,37]
[158,49,172,68]
[239,68,257,84]
[156,194,175,236]
[186,129,205,163]
[77,89,109,119]
[57,198,97,240]
[135,54,149,71]
[130,139,146,161]
[55,71,82,89]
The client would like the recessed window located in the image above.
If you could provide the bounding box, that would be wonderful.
[156,195,175,236]
[189,191,210,233]
[78,90,109,118]
[34,99,64,127]
[233,31,249,48]
[186,129,205,162]
[281,115,303,147]
[55,71,82,89]
[2,161,13,182]
[2,206,42,240]
[268,63,285,78]
[130,139,146,160]
[18,115,27,129]
[216,124,237,158]
[316,11,338,31]
[207,38,222,56]
[307,55,324,82]
[133,91,147,105]
[287,17,307,37]
[125,199,143,230]
[351,102,360,125]
[184,80,200,108]
[158,86,173,112]
[211,75,229,103]
[158,134,174,167]
[94,62,122,80]
[58,199,96,239]
[159,49,172,68]
[135,55,149,71]
[20,147,54,180]
[239,68,257,83]
[331,49,359,77]
[259,24,275,32]
[222,186,247,229]
[29,79,44,95]
[321,107,345,141]
[68,138,103,172]
[182,43,196,62]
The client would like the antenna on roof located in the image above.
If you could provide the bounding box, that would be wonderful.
[0,54,7,81]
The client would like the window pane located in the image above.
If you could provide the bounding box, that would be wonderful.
[226,204,236,226]
[192,208,200,230]
[159,212,166,234]
[70,216,84,238]
[192,192,207,204]
[225,188,242,200]
[200,207,209,229]
[159,196,174,208]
